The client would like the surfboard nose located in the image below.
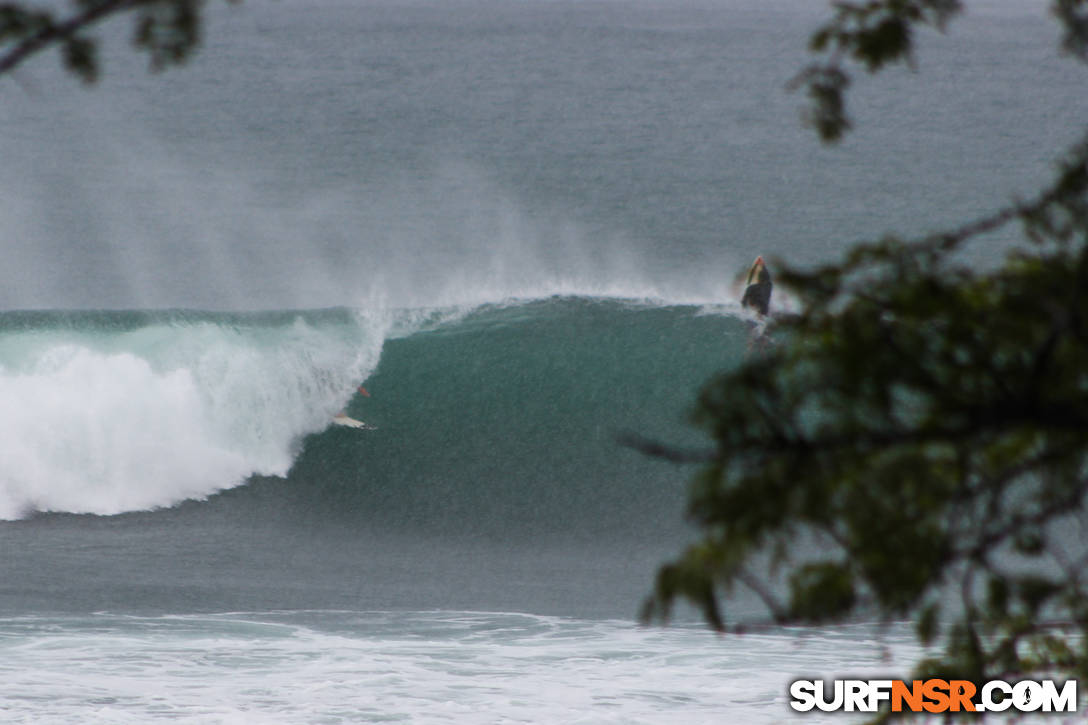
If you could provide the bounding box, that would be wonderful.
[746,255,766,285]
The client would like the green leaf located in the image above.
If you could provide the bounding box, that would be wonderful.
[788,562,856,622]
[62,34,97,84]
[917,602,941,646]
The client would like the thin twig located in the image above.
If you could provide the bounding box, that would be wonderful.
[0,0,142,77]
[617,432,719,464]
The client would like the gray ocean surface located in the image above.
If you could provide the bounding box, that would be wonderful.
[0,1,1085,722]
[3,0,1084,311]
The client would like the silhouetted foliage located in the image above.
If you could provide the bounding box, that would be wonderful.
[0,0,232,82]
[636,2,1088,720]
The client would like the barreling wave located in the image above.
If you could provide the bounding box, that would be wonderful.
[0,297,751,526]
[0,308,390,519]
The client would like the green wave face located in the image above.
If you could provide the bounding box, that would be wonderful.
[290,298,749,542]
[0,298,747,542]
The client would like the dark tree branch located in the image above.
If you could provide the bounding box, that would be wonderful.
[617,432,719,465]
[0,0,142,78]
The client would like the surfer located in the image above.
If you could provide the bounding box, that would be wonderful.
[333,386,375,429]
[741,256,772,316]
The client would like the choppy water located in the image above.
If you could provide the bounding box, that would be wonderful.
[0,611,922,724]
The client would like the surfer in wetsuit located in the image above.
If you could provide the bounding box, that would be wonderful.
[741,256,772,316]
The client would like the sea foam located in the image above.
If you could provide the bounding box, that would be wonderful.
[0,611,924,725]
[0,312,387,519]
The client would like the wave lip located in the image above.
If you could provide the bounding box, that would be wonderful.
[0,310,386,520]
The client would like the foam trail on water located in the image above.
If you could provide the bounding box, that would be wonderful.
[0,311,389,519]
[0,611,925,725]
